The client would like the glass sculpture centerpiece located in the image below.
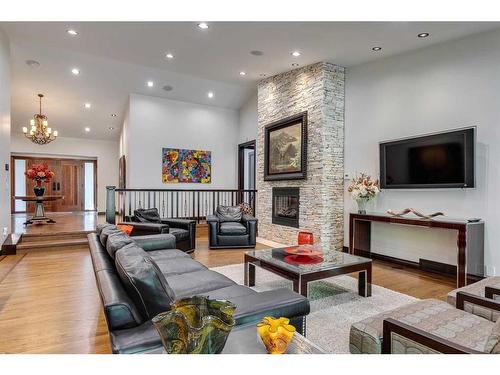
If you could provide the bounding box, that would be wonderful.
[152,296,236,354]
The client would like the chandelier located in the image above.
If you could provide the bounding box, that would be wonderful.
[22,94,58,145]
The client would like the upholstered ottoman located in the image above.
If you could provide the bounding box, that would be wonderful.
[447,277,500,322]
[349,299,494,354]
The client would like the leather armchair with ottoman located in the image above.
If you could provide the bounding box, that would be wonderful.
[89,223,310,354]
[124,208,196,253]
[349,298,500,354]
[207,205,257,249]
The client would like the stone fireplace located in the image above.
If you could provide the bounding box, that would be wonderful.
[272,187,299,228]
[256,62,345,251]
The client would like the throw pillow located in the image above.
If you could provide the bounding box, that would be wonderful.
[99,225,121,246]
[96,223,114,236]
[216,205,242,222]
[117,224,134,236]
[106,231,134,259]
[239,202,254,216]
[134,208,162,223]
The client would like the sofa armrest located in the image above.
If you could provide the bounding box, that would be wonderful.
[206,215,219,223]
[382,318,481,354]
[207,215,219,245]
[119,222,169,236]
[132,234,177,251]
[161,218,196,250]
[241,214,257,244]
[456,291,500,312]
[241,213,257,223]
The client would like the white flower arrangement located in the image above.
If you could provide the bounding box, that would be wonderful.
[347,173,380,201]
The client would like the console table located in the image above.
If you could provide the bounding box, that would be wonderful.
[16,195,64,225]
[348,212,484,287]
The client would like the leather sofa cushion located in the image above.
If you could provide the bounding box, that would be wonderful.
[216,205,242,222]
[169,228,190,241]
[152,257,207,277]
[207,285,258,300]
[134,208,162,223]
[96,223,114,236]
[115,243,175,320]
[148,249,191,260]
[100,225,121,246]
[106,232,134,259]
[219,222,247,235]
[110,320,162,354]
[166,270,235,300]
[132,234,176,251]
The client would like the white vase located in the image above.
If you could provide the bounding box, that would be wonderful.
[356,197,371,214]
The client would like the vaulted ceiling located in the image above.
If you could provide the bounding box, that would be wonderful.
[2,22,498,140]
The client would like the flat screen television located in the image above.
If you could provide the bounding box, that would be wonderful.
[379,128,475,189]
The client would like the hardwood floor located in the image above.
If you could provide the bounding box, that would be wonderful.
[0,212,456,353]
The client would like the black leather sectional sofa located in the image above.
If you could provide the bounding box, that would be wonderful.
[89,224,310,353]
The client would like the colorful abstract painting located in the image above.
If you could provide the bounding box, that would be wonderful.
[162,148,211,183]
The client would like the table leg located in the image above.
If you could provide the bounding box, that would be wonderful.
[457,229,466,287]
[293,278,300,294]
[358,266,372,297]
[244,262,255,287]
[300,278,309,298]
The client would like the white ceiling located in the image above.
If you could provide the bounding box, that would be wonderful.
[2,22,499,140]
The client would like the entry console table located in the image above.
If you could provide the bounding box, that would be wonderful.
[349,212,484,287]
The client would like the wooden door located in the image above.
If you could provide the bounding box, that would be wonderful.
[54,160,84,212]
[14,157,88,213]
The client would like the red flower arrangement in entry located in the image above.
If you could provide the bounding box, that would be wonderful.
[25,162,55,187]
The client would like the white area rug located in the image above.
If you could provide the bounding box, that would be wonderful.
[212,263,418,353]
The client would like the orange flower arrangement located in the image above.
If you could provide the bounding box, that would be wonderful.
[25,162,55,187]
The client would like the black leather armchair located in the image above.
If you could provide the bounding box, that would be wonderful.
[207,206,257,249]
[124,208,196,254]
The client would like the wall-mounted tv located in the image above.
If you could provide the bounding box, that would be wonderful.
[379,127,475,189]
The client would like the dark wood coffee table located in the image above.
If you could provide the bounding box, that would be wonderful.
[244,247,372,298]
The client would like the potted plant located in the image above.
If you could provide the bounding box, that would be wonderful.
[347,173,380,214]
[25,162,55,197]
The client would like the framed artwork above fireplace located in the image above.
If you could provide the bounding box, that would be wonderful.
[264,112,307,181]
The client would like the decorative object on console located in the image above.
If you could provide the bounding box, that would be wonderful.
[152,296,236,354]
[22,94,58,145]
[256,316,296,354]
[239,202,254,216]
[24,162,55,197]
[162,148,211,183]
[347,173,379,214]
[298,231,314,245]
[387,208,445,220]
[264,112,307,181]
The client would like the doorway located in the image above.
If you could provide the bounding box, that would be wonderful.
[238,140,256,191]
[11,156,97,213]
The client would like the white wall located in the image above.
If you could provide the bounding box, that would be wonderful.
[345,29,500,275]
[238,91,258,144]
[127,94,239,189]
[11,133,119,212]
[0,29,10,238]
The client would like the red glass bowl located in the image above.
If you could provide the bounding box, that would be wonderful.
[298,231,314,245]
[284,245,323,257]
[284,255,324,265]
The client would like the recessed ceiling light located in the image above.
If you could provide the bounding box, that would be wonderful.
[111,113,117,117]
[84,103,91,109]
[259,73,267,77]
[250,50,264,56]
[239,71,246,76]
[71,68,80,75]
[165,53,174,59]
[25,59,40,68]
[207,91,214,99]
[163,85,174,92]
[197,22,209,30]
[418,32,430,38]
[372,46,382,51]
[291,63,299,67]
[84,127,90,132]
[147,81,154,87]
[67,29,78,36]
[291,51,301,57]
[108,127,115,131]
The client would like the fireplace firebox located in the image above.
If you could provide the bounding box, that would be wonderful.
[272,187,299,228]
